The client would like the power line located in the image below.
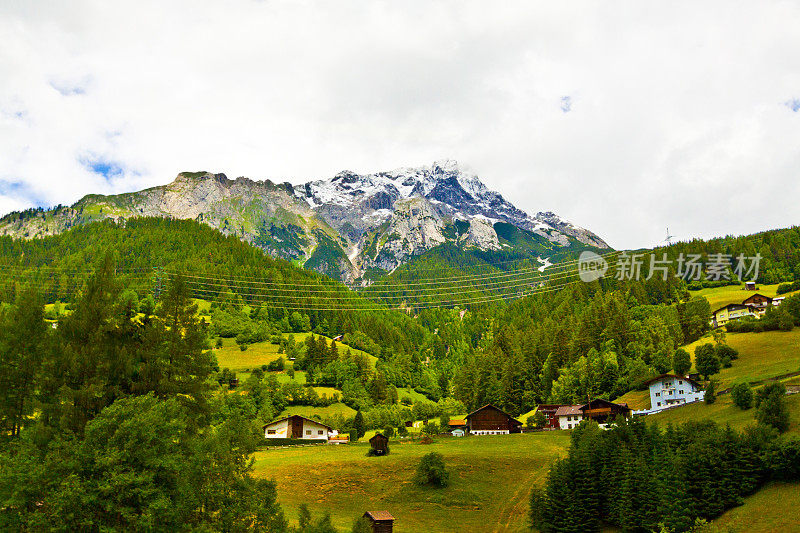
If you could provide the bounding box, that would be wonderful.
[163,261,590,299]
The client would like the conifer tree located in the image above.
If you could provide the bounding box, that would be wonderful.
[353,410,366,439]
[0,289,47,437]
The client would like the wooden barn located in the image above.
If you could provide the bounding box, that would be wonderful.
[262,415,333,440]
[363,511,395,533]
[369,433,390,456]
[579,398,631,424]
[465,404,522,435]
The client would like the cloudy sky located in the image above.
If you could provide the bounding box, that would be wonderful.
[1,1,799,249]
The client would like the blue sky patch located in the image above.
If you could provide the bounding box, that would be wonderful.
[0,179,47,208]
[80,156,125,180]
[560,95,572,113]
[785,98,800,112]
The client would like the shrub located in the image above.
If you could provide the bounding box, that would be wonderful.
[756,382,789,433]
[366,446,390,457]
[414,452,449,487]
[215,338,223,349]
[351,516,372,533]
[716,344,739,361]
[422,422,440,436]
[776,280,800,295]
[267,357,285,371]
[731,382,753,409]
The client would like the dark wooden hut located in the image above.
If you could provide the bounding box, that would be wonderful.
[363,511,395,533]
[369,433,389,456]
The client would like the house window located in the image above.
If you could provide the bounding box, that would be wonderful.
[318,430,324,435]
[655,392,660,397]
[306,430,311,435]
[267,430,276,435]
[657,402,661,407]
[679,390,684,394]
[678,380,683,384]
[669,391,673,395]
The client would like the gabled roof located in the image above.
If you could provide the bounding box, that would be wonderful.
[364,511,395,521]
[449,419,467,426]
[555,405,583,417]
[369,432,389,443]
[643,373,702,388]
[712,303,749,315]
[262,414,333,430]
[742,293,772,303]
[465,404,522,425]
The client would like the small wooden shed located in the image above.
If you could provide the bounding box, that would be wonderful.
[363,511,395,533]
[369,433,389,456]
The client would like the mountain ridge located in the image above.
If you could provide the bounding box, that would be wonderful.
[0,160,609,282]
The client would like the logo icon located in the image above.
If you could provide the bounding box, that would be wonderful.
[578,251,608,282]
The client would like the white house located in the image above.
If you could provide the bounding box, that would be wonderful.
[262,414,335,441]
[645,374,704,411]
[555,405,583,429]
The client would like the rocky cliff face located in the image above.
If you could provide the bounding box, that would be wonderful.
[0,160,608,281]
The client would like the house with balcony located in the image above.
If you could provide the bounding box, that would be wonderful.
[711,303,756,327]
[742,293,773,315]
[644,374,704,412]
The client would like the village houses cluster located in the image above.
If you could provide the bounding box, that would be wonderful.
[261,401,635,443]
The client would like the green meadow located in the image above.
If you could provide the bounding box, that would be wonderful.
[713,482,800,532]
[647,388,800,434]
[618,328,800,411]
[252,432,571,533]
[684,329,800,390]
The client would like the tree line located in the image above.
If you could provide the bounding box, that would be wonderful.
[529,418,800,532]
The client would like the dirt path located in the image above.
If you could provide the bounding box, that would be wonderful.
[492,467,548,533]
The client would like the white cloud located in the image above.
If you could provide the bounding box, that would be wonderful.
[1,1,799,248]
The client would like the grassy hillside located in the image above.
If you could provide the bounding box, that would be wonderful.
[648,388,800,435]
[253,432,571,532]
[616,328,800,410]
[685,329,800,390]
[713,482,800,532]
[213,332,378,373]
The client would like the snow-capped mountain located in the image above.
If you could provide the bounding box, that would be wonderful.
[0,160,609,282]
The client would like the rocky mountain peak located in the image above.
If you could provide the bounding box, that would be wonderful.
[0,160,609,282]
